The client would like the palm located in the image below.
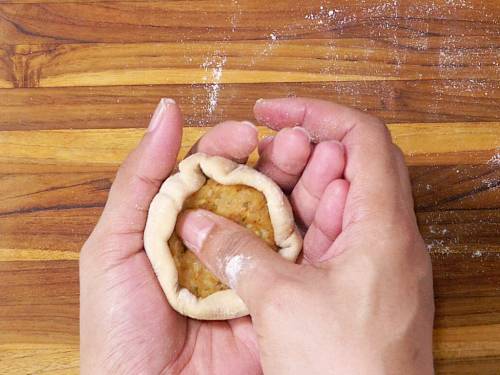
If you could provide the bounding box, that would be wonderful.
[94,250,260,374]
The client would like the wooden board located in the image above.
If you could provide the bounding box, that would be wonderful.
[0,0,499,373]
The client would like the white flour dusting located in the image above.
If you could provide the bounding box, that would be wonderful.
[225,255,252,289]
[426,240,451,255]
[482,178,498,189]
[202,55,227,116]
[428,226,449,235]
[304,6,338,23]
[472,250,483,258]
[487,152,500,167]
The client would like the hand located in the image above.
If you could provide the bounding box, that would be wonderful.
[178,98,435,374]
[79,98,313,374]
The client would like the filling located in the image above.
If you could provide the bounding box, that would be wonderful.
[168,178,277,298]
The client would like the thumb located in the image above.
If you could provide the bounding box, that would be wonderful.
[176,209,296,310]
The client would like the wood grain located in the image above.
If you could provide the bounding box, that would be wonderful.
[0,163,498,258]
[0,124,498,171]
[1,0,499,373]
[1,37,498,88]
[1,80,498,130]
[1,0,498,44]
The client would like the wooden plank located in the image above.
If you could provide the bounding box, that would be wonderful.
[432,251,500,298]
[0,260,79,344]
[2,37,498,88]
[0,0,498,44]
[0,165,497,259]
[0,344,79,375]
[0,0,497,373]
[1,80,498,131]
[0,46,15,88]
[434,324,500,360]
[0,125,498,173]
[435,296,500,328]
[435,357,500,375]
[1,0,137,3]
[411,164,500,211]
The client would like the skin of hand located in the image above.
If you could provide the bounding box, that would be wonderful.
[177,98,435,374]
[80,97,434,374]
[80,98,313,374]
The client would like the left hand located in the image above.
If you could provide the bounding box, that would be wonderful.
[79,98,337,374]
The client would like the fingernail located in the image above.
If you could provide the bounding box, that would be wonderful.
[241,121,257,130]
[255,98,265,104]
[148,98,176,133]
[180,211,215,253]
[292,126,311,142]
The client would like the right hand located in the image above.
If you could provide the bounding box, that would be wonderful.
[178,98,435,374]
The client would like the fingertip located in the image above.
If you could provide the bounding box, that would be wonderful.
[302,178,349,263]
[324,178,350,199]
[303,224,332,263]
[253,98,305,129]
[298,140,346,196]
[238,121,259,149]
[315,179,349,237]
[148,98,182,133]
[258,135,274,155]
[271,127,312,174]
[176,209,219,254]
[196,121,258,162]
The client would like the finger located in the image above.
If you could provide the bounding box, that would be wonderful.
[257,135,274,154]
[187,121,258,163]
[254,97,401,225]
[290,140,345,227]
[392,144,414,212]
[176,209,296,311]
[95,98,183,247]
[256,127,312,192]
[303,179,349,263]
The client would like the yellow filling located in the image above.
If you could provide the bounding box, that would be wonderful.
[168,179,277,298]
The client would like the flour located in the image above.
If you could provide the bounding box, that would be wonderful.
[224,255,253,289]
[483,178,498,189]
[426,240,450,255]
[304,6,338,23]
[227,0,243,34]
[201,55,227,116]
[429,226,449,235]
[487,152,500,167]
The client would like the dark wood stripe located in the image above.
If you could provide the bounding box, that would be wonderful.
[0,0,498,44]
[0,80,498,130]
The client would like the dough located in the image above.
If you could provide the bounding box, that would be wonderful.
[144,153,302,320]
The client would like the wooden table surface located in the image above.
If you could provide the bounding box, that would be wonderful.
[0,0,499,373]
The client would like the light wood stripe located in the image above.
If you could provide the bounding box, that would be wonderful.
[2,37,498,88]
[0,344,79,375]
[0,123,498,168]
[0,249,80,261]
